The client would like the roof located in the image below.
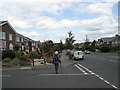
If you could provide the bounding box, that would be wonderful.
[0,21,17,33]
[0,21,8,26]
[111,34,120,42]
[101,37,113,42]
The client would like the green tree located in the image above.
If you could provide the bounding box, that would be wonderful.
[14,45,20,51]
[65,31,76,50]
[58,40,65,51]
[41,40,54,57]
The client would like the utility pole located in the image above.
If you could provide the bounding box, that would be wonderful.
[85,34,89,43]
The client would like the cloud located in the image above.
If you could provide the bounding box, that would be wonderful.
[74,2,116,16]
[18,31,45,40]
[0,1,118,43]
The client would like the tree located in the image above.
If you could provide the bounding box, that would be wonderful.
[41,40,54,57]
[65,31,76,50]
[59,40,65,51]
[14,45,20,51]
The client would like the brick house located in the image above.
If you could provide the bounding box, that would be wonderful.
[0,21,38,52]
[0,21,16,50]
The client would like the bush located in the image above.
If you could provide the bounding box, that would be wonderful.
[110,46,117,52]
[2,50,15,59]
[100,46,110,52]
[29,51,39,59]
[2,58,13,67]
[3,58,12,63]
[11,58,20,65]
[19,56,30,66]
[14,45,20,51]
[15,51,28,58]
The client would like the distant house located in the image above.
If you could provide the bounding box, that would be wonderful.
[0,21,17,50]
[96,34,120,47]
[111,34,120,46]
[96,37,113,46]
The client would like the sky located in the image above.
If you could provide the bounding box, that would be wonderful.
[0,0,119,43]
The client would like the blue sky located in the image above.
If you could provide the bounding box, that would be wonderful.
[0,0,119,43]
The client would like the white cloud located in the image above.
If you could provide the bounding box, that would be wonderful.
[0,1,118,43]
[74,2,115,16]
[18,31,45,40]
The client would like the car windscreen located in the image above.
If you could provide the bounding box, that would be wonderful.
[74,52,83,55]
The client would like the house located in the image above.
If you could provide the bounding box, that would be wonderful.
[96,34,120,47]
[0,21,38,52]
[0,21,17,50]
[96,37,113,46]
[16,33,25,51]
[111,34,120,46]
[23,36,37,53]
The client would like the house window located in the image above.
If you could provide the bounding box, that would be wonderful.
[32,42,34,46]
[3,41,6,47]
[9,34,12,40]
[16,36,20,42]
[26,42,28,46]
[0,31,6,39]
[9,43,13,50]
[21,37,23,42]
[34,42,36,46]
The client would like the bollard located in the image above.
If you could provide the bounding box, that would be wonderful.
[33,59,34,66]
[44,58,46,66]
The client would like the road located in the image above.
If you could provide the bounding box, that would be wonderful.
[2,51,119,89]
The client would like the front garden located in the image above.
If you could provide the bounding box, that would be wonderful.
[2,49,53,67]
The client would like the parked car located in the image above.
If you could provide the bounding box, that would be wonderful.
[66,49,70,55]
[85,50,90,54]
[73,51,84,60]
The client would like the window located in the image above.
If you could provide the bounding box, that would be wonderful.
[32,42,34,46]
[34,42,36,46]
[0,31,6,39]
[9,34,12,40]
[21,37,23,42]
[3,41,6,47]
[9,43,13,50]
[16,36,20,42]
[26,42,28,46]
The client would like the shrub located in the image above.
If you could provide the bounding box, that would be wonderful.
[3,58,12,63]
[2,50,15,59]
[29,51,39,59]
[100,46,110,52]
[15,51,28,58]
[11,58,20,65]
[19,56,30,66]
[110,46,117,52]
[19,55,29,61]
[46,56,52,63]
[14,45,20,51]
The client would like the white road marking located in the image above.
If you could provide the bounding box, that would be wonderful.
[37,73,92,76]
[0,75,11,77]
[77,63,119,89]
[75,64,88,75]
[21,67,31,70]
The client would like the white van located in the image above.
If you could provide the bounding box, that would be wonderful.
[73,51,84,60]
